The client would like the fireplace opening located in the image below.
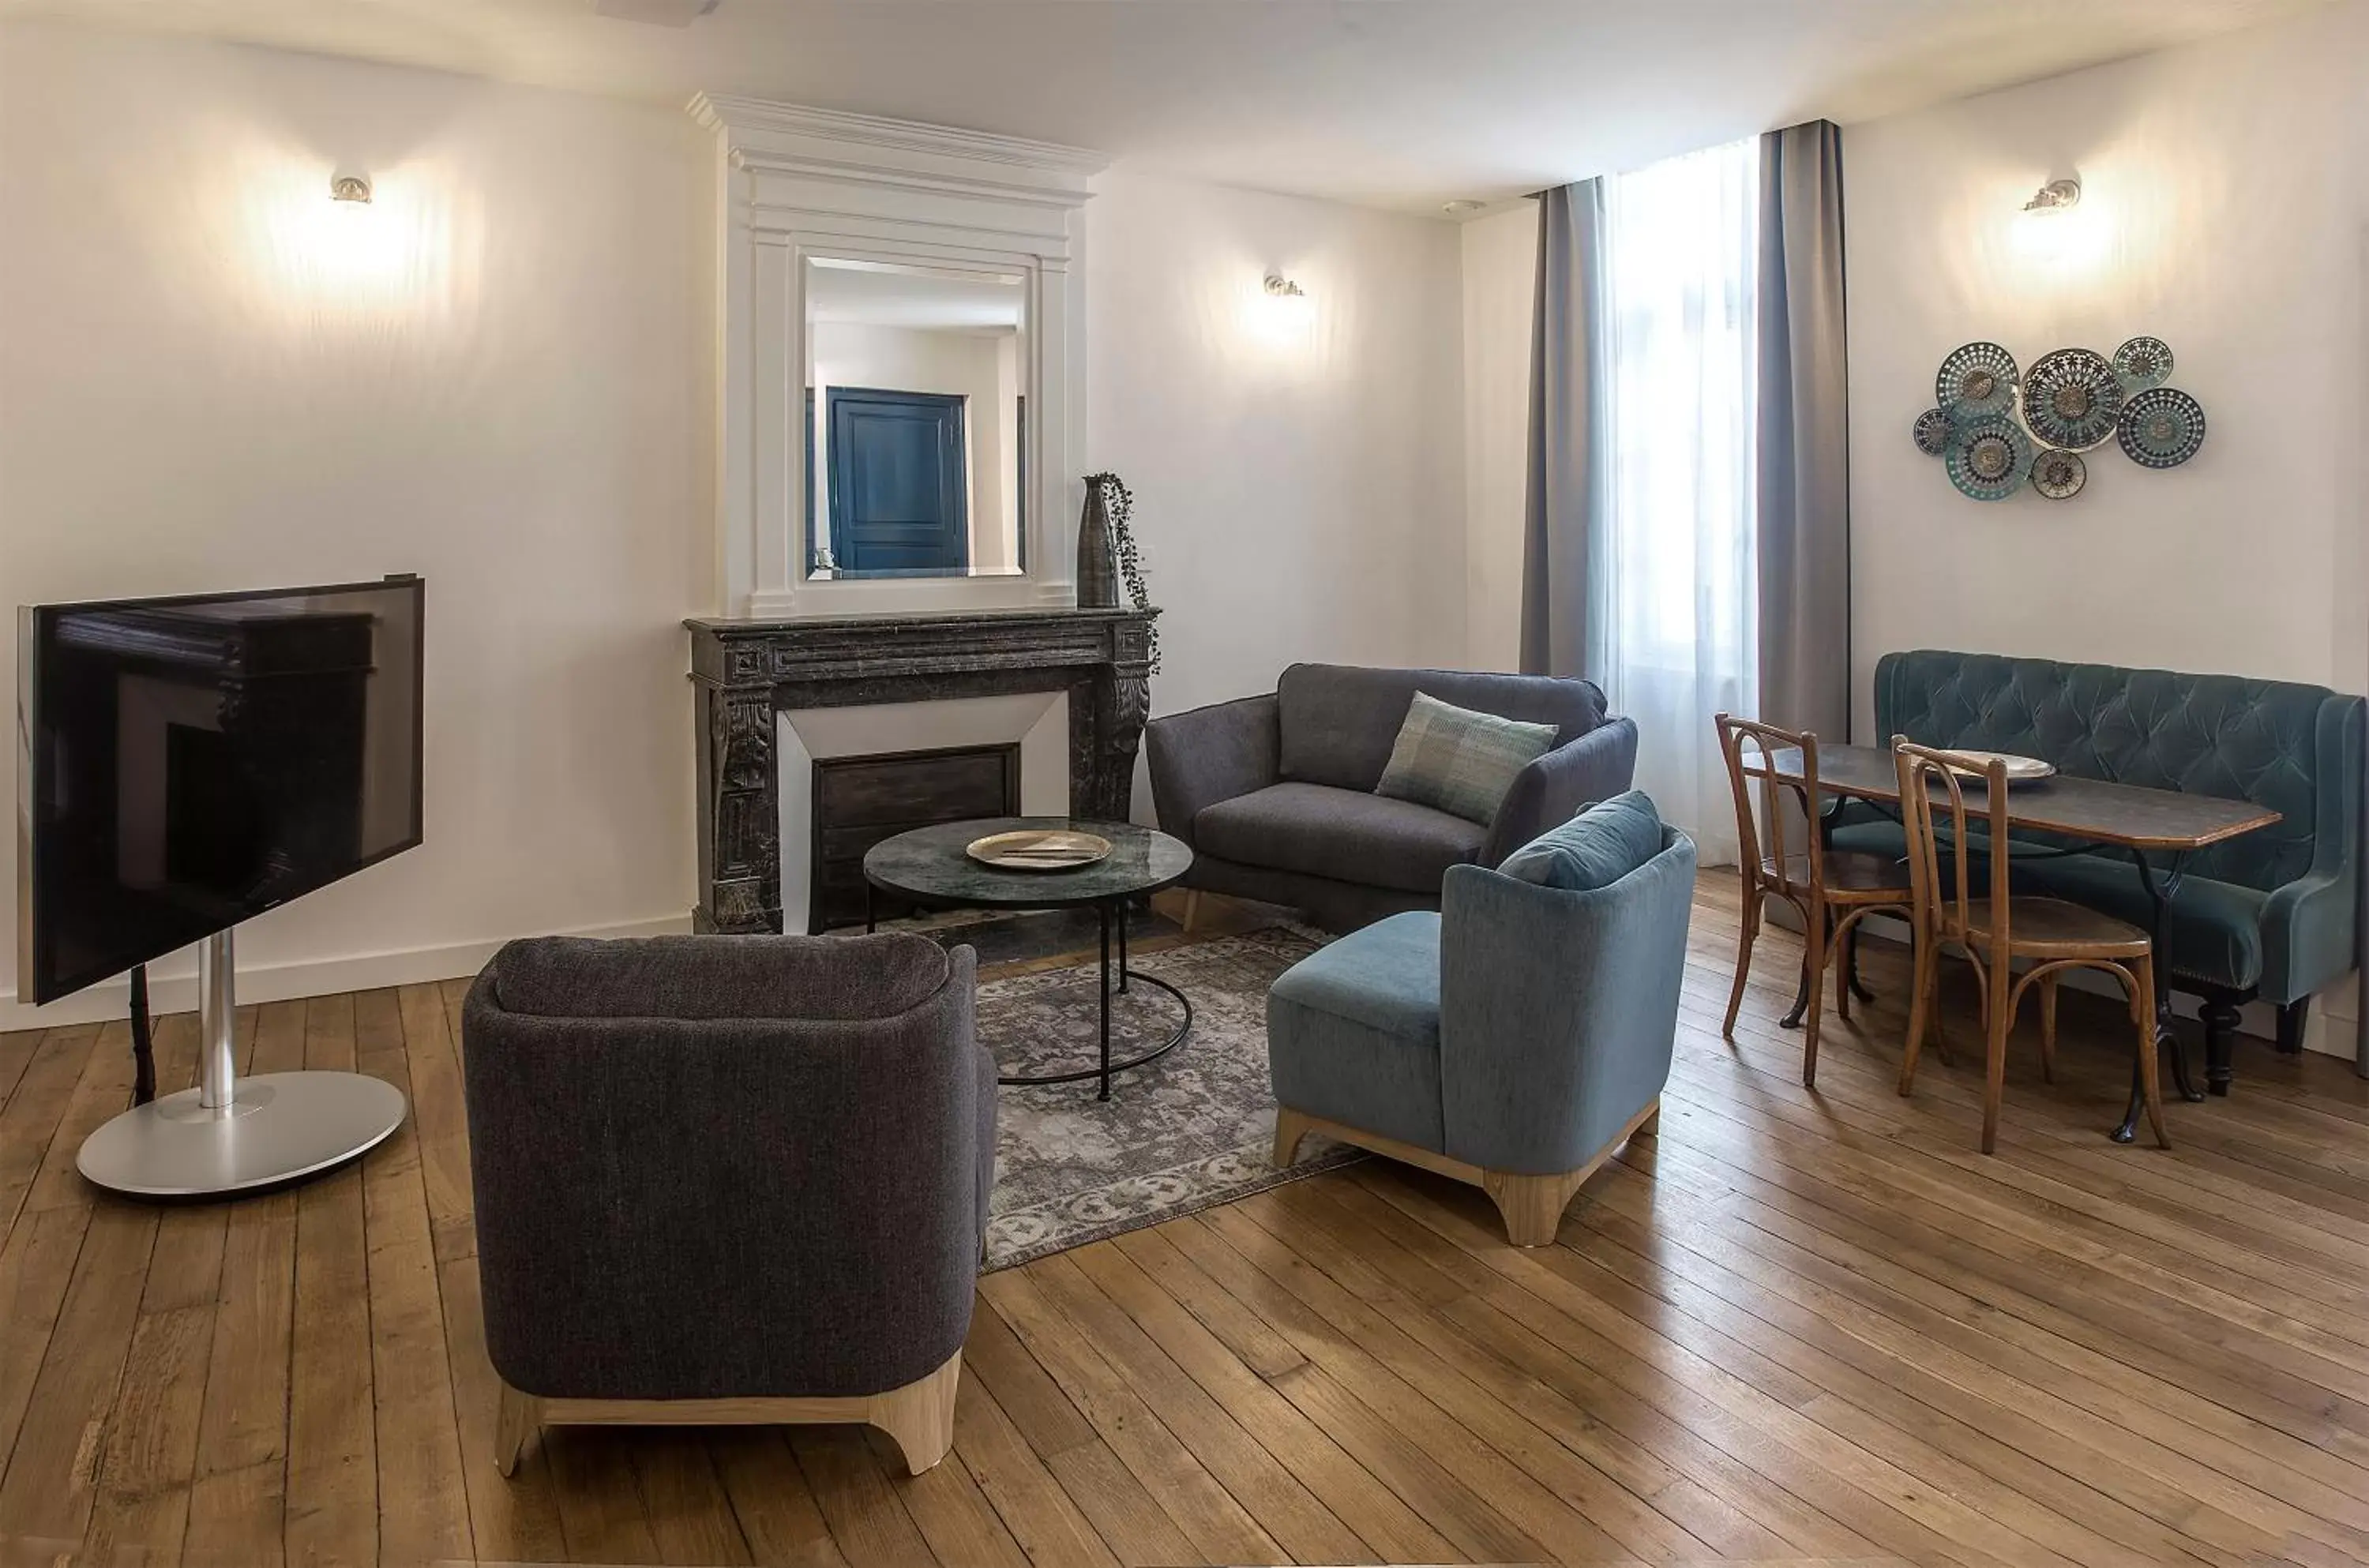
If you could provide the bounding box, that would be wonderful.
[809,742,1021,931]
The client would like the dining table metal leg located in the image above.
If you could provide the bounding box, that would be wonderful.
[2116,847,2206,1143]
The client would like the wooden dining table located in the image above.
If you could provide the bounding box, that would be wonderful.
[1751,744,2283,1142]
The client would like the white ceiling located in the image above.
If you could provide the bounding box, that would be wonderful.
[0,0,2326,212]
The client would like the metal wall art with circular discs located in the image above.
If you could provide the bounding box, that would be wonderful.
[1935,341,2019,418]
[2117,387,2206,469]
[2021,347,2124,450]
[2032,448,2086,501]
[2113,336,2173,392]
[1945,415,2033,501]
[1913,407,1954,456]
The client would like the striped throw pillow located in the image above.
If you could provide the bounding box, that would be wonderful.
[1373,692,1559,825]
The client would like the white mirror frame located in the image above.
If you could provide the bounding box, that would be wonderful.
[692,95,1105,619]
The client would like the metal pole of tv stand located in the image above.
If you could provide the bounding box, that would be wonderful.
[75,927,409,1199]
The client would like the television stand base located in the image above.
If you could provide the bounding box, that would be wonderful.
[77,1070,407,1198]
[73,926,408,1200]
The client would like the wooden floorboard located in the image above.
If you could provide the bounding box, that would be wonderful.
[9,873,2369,1566]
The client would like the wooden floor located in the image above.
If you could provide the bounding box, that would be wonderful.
[4,877,2369,1567]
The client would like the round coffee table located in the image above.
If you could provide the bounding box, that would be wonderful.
[862,817,1196,1100]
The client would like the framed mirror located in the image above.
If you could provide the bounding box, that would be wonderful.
[802,257,1027,582]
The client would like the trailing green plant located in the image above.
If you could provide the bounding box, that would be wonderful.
[1083,471,1159,673]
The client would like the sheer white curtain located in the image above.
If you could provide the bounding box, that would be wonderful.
[1596,137,1759,864]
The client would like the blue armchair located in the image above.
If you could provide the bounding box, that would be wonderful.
[1266,822,1695,1244]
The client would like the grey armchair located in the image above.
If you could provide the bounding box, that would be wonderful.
[1147,662,1639,931]
[1267,823,1695,1244]
[460,932,993,1476]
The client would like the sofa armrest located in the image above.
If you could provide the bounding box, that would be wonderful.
[1437,828,1695,1174]
[1479,715,1641,866]
[2262,869,2357,1007]
[1145,693,1280,850]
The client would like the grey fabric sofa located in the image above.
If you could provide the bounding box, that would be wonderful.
[1146,662,1639,931]
[1267,823,1696,1244]
[460,932,993,1476]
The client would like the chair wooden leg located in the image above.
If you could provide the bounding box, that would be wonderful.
[2038,972,2059,1084]
[1835,918,1856,1022]
[1899,925,1936,1097]
[1271,1107,1311,1168]
[1799,908,1827,1088]
[2132,955,2169,1150]
[1636,1105,1661,1137]
[1723,892,1759,1040]
[494,1381,536,1479]
[1180,889,1203,934]
[1980,961,2011,1155]
[869,1353,962,1476]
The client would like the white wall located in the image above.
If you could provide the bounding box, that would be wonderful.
[1460,202,1538,673]
[1845,1,2369,732]
[0,22,708,1024]
[809,321,1019,574]
[1087,170,1469,734]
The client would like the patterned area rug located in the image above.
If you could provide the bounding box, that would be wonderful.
[980,925,1360,1270]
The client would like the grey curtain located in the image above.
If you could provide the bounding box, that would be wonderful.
[1520,180,1609,681]
[1755,120,1851,738]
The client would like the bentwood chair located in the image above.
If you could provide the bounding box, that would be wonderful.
[1714,716,1913,1086]
[1893,739,2168,1153]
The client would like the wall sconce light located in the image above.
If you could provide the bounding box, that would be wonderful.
[2022,178,2081,214]
[330,174,374,204]
[1263,274,1305,300]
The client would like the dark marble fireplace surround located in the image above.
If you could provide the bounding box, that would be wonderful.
[686,606,1160,934]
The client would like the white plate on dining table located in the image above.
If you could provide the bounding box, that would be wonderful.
[1946,750,2056,782]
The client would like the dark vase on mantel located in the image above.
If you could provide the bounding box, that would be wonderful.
[1076,481,1119,609]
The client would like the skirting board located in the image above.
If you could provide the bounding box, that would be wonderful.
[0,912,694,1032]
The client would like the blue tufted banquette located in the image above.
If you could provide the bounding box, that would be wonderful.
[1834,650,2362,1020]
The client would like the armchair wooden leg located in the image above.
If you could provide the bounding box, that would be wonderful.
[494,1381,536,1478]
[1271,1107,1312,1168]
[1180,889,1203,934]
[1483,1171,1582,1247]
[869,1352,963,1476]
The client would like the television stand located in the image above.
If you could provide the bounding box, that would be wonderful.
[75,928,407,1199]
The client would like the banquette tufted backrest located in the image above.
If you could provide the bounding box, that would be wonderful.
[1874,650,2363,892]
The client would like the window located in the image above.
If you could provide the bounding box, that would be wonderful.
[1598,136,1759,858]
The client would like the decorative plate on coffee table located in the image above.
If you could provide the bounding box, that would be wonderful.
[2022,347,2124,451]
[2118,386,2207,469]
[1945,415,2033,501]
[1935,341,2019,418]
[967,829,1113,871]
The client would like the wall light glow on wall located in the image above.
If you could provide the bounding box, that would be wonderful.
[233,152,467,333]
[2010,171,2112,275]
[1244,271,1314,351]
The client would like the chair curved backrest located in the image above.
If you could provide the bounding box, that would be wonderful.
[1892,737,2012,953]
[1714,713,1823,900]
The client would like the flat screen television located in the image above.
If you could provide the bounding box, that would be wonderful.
[17,576,423,1007]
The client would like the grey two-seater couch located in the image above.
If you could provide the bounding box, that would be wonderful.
[1146,662,1639,931]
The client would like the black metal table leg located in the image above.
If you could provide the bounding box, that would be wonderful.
[1117,897,1130,994]
[865,879,876,935]
[1098,899,1113,1101]
[2116,847,2206,1142]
